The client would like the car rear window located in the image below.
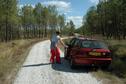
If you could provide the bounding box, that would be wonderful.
[70,38,80,47]
[70,38,76,46]
[73,39,80,46]
[81,40,108,49]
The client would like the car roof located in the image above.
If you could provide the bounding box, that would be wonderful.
[73,36,96,41]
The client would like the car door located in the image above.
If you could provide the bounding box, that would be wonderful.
[70,39,80,57]
[65,38,76,59]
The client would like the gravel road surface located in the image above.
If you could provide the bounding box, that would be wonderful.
[14,40,102,84]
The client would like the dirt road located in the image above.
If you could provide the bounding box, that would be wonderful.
[13,40,102,84]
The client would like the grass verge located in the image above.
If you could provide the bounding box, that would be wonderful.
[92,70,124,84]
[0,38,46,84]
[106,40,126,77]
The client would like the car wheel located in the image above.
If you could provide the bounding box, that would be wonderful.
[70,59,76,69]
[64,56,67,59]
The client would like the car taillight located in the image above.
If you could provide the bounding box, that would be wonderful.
[102,52,106,56]
[101,52,111,57]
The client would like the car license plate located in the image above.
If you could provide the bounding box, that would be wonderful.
[89,52,101,56]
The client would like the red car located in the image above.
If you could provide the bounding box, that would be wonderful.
[64,37,112,69]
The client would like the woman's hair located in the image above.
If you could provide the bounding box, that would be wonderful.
[56,31,61,35]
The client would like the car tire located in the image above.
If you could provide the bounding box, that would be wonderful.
[70,59,76,69]
[64,56,68,60]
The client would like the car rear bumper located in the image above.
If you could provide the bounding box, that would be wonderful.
[73,58,112,66]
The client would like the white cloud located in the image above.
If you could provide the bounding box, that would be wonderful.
[43,1,71,13]
[67,16,83,28]
[18,4,23,8]
[89,0,99,4]
[18,4,35,8]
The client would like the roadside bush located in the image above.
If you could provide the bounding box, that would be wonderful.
[107,40,126,78]
[111,59,126,77]
[115,47,126,58]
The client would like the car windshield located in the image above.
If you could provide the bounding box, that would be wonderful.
[81,40,108,49]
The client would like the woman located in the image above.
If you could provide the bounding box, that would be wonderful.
[50,31,66,64]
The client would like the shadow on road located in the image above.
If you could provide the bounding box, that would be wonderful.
[51,57,96,73]
[23,63,51,67]
[22,57,98,73]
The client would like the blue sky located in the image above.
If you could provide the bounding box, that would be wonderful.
[19,0,99,28]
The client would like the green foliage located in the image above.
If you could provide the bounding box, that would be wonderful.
[58,14,65,34]
[62,20,75,36]
[0,1,66,41]
[0,0,19,42]
[110,58,126,78]
[115,47,126,57]
[107,40,126,58]
[78,0,126,39]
